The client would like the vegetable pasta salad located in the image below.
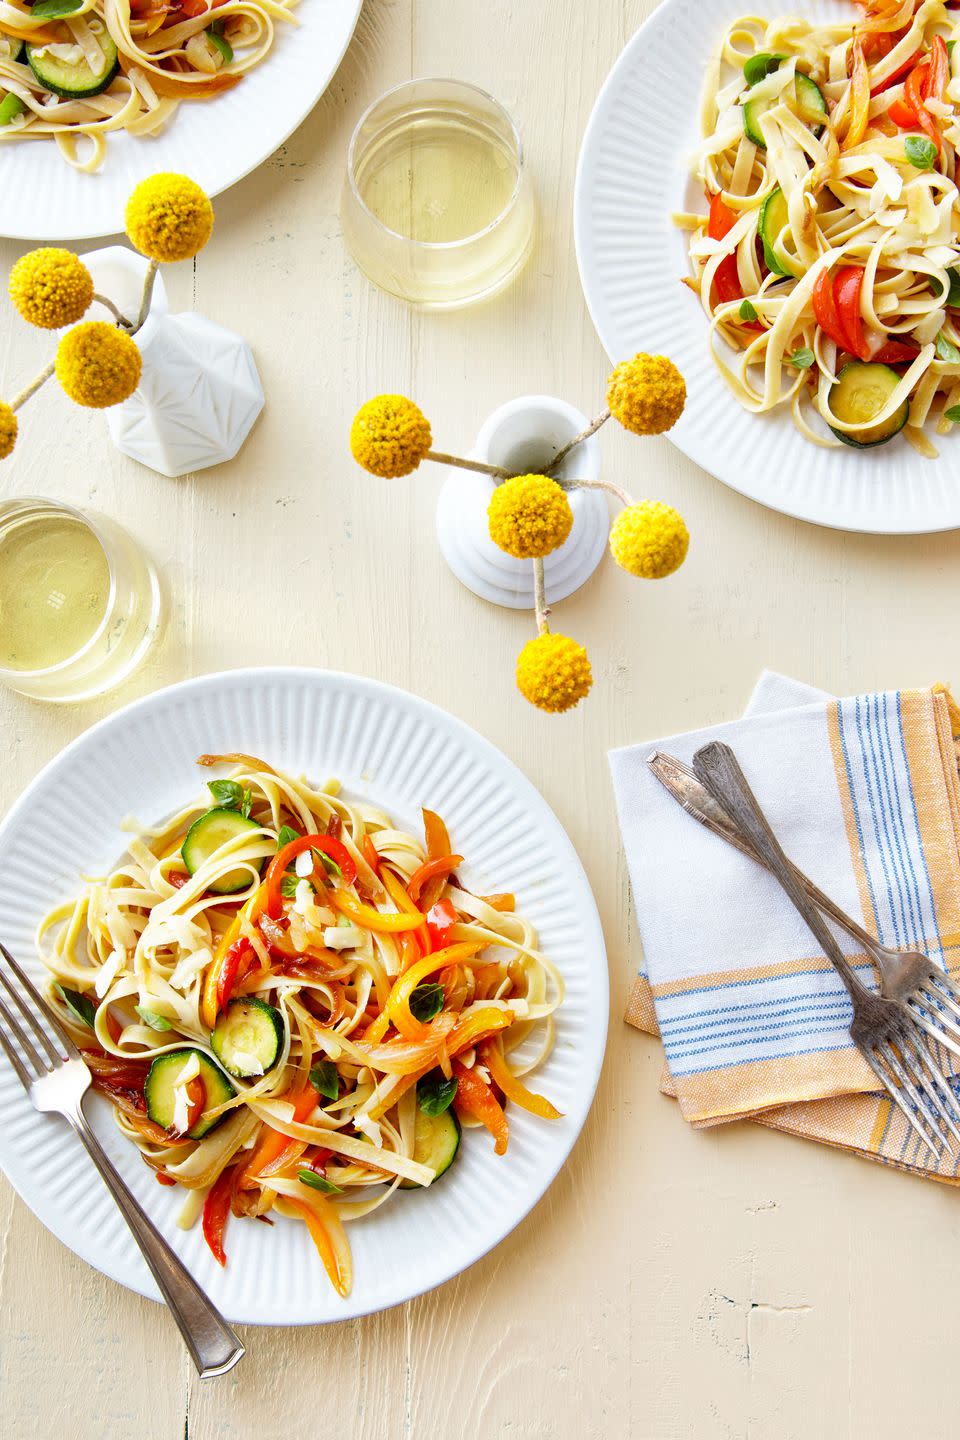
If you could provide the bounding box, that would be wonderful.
[678,0,960,455]
[38,753,564,1296]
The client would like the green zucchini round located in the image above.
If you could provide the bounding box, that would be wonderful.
[399,1106,461,1188]
[144,1048,235,1140]
[27,30,118,100]
[827,361,910,449]
[211,997,283,1078]
[181,807,262,894]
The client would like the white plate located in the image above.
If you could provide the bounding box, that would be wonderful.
[575,0,960,535]
[0,668,607,1325]
[0,0,361,241]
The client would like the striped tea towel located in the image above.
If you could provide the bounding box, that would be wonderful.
[610,676,960,1183]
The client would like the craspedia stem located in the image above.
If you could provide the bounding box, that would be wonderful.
[565,476,632,507]
[93,292,133,329]
[533,558,550,635]
[546,409,611,475]
[10,361,55,412]
[135,258,159,333]
[426,449,512,480]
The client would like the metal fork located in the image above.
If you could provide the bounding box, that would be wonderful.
[0,943,245,1377]
[689,741,960,1161]
[649,749,960,1063]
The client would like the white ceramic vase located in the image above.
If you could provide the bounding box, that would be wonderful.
[435,395,609,609]
[83,246,264,479]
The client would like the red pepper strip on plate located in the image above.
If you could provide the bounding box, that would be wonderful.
[406,854,463,904]
[926,35,950,104]
[888,95,920,127]
[361,835,380,874]
[263,833,357,919]
[480,1037,564,1120]
[870,47,919,93]
[426,897,458,950]
[905,60,942,155]
[452,1060,509,1155]
[708,193,737,240]
[216,937,254,1013]
[202,1165,236,1266]
[813,269,850,353]
[237,1085,318,1189]
[834,266,869,361]
[871,338,920,365]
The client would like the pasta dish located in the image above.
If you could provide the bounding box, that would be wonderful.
[0,0,296,172]
[679,0,960,454]
[38,753,564,1296]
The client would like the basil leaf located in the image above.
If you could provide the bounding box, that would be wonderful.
[936,332,960,363]
[739,299,758,322]
[905,136,937,171]
[788,347,815,369]
[948,269,960,308]
[208,779,245,810]
[30,0,83,16]
[409,982,445,1023]
[417,1068,459,1117]
[945,405,960,423]
[280,873,302,898]
[309,1060,339,1101]
[55,983,95,1028]
[240,789,253,819]
[297,1169,343,1194]
[744,52,785,86]
[318,851,343,880]
[135,1005,172,1031]
[276,825,299,849]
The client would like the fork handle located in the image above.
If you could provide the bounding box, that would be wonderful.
[692,742,873,1006]
[71,1106,244,1378]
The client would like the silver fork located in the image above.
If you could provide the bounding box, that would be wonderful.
[649,749,960,1062]
[0,943,245,1377]
[690,741,960,1162]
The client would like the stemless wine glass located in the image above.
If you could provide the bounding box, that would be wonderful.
[0,497,163,703]
[341,78,536,309]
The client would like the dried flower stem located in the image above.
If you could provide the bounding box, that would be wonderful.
[546,408,611,475]
[533,557,550,636]
[93,292,133,329]
[11,361,55,412]
[136,258,159,332]
[566,477,631,506]
[427,449,512,480]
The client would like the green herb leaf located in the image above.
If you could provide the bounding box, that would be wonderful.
[30,0,83,16]
[409,982,445,1023]
[241,789,253,819]
[318,851,343,880]
[945,405,960,423]
[936,331,960,363]
[739,299,759,322]
[276,825,300,850]
[135,1005,172,1031]
[744,52,786,86]
[208,779,245,811]
[297,1168,343,1194]
[948,268,960,308]
[905,136,938,171]
[54,983,95,1029]
[417,1069,459,1117]
[309,1060,340,1101]
[788,347,815,369]
[280,873,302,898]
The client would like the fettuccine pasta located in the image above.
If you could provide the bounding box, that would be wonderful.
[679,0,960,455]
[0,0,297,172]
[38,754,564,1295]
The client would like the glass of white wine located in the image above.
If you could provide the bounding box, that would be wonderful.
[0,498,162,703]
[341,78,536,309]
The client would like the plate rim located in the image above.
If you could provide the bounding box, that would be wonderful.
[0,666,609,1325]
[573,0,960,536]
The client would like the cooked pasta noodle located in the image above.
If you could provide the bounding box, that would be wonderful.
[679,0,960,455]
[0,0,297,172]
[37,754,564,1295]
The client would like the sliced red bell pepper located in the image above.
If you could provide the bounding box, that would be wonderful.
[406,854,463,904]
[871,338,920,365]
[813,269,850,353]
[926,35,949,103]
[905,60,942,154]
[707,192,737,241]
[834,266,868,361]
[202,1165,236,1266]
[175,1075,206,1137]
[452,1060,509,1155]
[361,835,380,874]
[870,47,921,96]
[426,897,458,950]
[887,95,919,127]
[263,833,357,919]
[216,937,253,1013]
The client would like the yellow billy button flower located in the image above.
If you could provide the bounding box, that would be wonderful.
[8,248,93,330]
[606,353,686,437]
[516,633,593,714]
[488,474,573,559]
[609,501,689,580]
[0,401,17,461]
[125,173,214,263]
[350,395,432,478]
[56,322,142,409]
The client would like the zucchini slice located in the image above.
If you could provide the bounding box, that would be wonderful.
[827,361,910,449]
[27,28,118,100]
[758,186,794,278]
[743,72,827,148]
[144,1048,235,1139]
[181,807,261,894]
[211,997,283,1078]
[399,1105,461,1188]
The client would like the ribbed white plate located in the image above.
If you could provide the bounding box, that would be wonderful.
[0,0,361,241]
[575,0,960,534]
[0,668,607,1325]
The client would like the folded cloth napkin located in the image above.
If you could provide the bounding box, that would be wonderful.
[611,672,960,1184]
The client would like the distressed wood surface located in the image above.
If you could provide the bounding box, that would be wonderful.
[3,1,960,1435]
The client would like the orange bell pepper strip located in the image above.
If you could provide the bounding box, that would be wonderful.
[385,942,484,1040]
[237,1085,318,1189]
[480,1038,563,1120]
[288,1196,351,1298]
[406,854,463,904]
[200,881,268,1029]
[361,835,380,874]
[380,866,430,955]
[479,892,516,913]
[448,1005,515,1057]
[331,888,424,933]
[905,59,941,155]
[452,1060,509,1155]
[202,1165,236,1266]
[420,808,456,910]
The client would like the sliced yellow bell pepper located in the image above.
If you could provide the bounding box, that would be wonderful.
[331,888,424,933]
[481,1037,563,1119]
[385,942,483,1040]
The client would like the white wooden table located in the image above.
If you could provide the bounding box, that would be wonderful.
[3,2,960,1435]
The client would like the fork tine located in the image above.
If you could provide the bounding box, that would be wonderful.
[921,973,960,1022]
[0,1010,38,1090]
[863,1045,943,1159]
[0,956,62,1068]
[0,986,48,1078]
[0,944,81,1061]
[909,1002,960,1062]
[875,1040,948,1155]
[899,1026,960,1144]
